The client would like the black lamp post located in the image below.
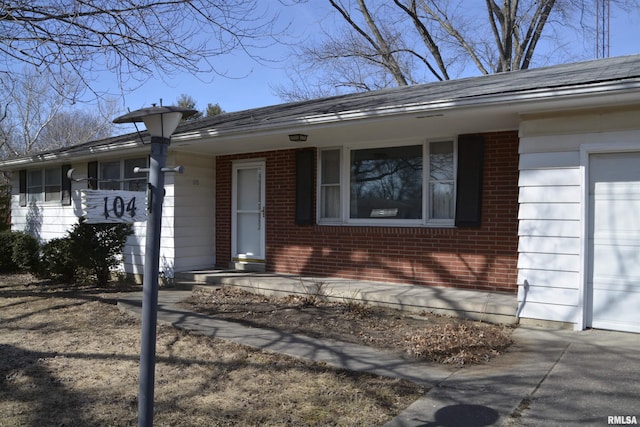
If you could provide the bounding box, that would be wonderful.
[113,105,196,427]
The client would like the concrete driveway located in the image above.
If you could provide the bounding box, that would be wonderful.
[387,327,640,427]
[508,328,640,427]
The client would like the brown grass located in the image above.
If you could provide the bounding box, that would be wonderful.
[0,274,425,426]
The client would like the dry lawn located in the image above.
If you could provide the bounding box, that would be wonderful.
[0,274,425,427]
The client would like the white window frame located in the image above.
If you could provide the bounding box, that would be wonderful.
[317,138,457,227]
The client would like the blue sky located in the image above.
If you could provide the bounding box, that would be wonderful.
[110,1,640,118]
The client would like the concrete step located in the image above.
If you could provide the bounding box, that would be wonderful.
[173,270,518,325]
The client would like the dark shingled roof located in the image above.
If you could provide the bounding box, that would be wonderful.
[2,54,640,164]
[174,54,640,135]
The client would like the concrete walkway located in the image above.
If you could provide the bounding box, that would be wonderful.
[118,283,640,426]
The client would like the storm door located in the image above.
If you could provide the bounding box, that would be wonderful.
[232,161,266,264]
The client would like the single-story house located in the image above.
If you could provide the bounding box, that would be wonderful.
[2,55,640,333]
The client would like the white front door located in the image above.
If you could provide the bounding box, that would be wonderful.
[588,152,640,333]
[232,161,266,265]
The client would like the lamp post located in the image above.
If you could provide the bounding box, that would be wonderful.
[113,105,196,427]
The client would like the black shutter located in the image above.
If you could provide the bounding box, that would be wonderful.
[455,134,484,227]
[19,170,27,207]
[295,149,315,225]
[61,164,72,206]
[87,161,98,190]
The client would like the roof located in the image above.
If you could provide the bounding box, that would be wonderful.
[2,54,640,168]
[175,53,640,134]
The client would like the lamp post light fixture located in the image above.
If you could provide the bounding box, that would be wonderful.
[113,105,197,427]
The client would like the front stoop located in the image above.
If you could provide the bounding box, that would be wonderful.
[174,270,518,325]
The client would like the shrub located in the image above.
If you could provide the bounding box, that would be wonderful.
[40,237,76,282]
[0,230,41,274]
[11,231,41,274]
[68,220,133,287]
[0,231,19,273]
[0,178,10,232]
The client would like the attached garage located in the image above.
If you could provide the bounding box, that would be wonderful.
[588,152,640,333]
[517,102,640,333]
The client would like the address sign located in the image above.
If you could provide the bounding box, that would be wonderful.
[81,190,147,224]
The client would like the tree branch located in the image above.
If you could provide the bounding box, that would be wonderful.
[393,0,448,81]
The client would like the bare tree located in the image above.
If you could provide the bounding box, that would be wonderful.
[0,1,290,99]
[0,69,116,158]
[275,0,639,100]
[39,106,117,150]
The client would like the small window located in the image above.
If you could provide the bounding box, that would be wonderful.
[124,158,147,191]
[99,157,147,190]
[99,161,121,190]
[320,149,341,220]
[24,167,63,203]
[27,170,43,203]
[44,168,61,202]
[428,141,455,220]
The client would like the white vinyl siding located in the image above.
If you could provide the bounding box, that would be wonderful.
[517,148,583,324]
[85,152,215,279]
[172,153,216,272]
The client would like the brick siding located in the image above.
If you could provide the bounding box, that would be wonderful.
[216,131,519,292]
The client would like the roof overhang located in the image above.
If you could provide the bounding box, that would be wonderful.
[2,55,640,169]
[169,78,640,156]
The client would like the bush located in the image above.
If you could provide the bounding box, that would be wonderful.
[68,220,133,287]
[0,179,10,232]
[11,231,41,274]
[0,231,19,273]
[0,230,40,274]
[1,221,133,287]
[40,237,76,282]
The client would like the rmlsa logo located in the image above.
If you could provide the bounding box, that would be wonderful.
[608,415,638,425]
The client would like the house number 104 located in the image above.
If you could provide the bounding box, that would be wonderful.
[103,195,138,219]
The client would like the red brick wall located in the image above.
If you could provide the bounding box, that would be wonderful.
[216,131,519,293]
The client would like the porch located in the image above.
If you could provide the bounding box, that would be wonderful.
[173,270,520,325]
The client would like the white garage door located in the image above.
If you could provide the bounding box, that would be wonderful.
[588,152,640,333]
